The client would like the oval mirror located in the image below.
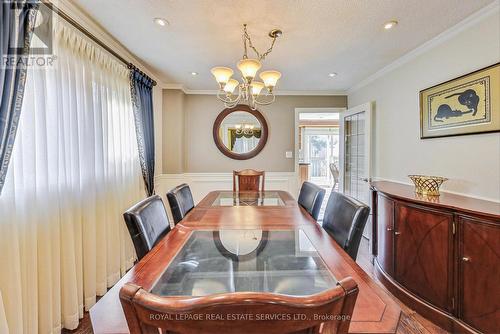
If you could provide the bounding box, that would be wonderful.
[213,104,268,160]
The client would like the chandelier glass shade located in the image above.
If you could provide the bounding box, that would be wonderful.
[211,24,282,109]
[237,58,262,82]
[211,67,234,87]
[259,70,281,92]
[223,79,239,94]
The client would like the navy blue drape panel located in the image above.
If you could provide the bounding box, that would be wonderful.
[0,0,39,194]
[130,68,155,196]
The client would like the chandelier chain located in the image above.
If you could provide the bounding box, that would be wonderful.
[243,24,277,61]
[242,29,248,59]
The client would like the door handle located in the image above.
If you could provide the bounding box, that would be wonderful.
[462,257,471,262]
[360,177,369,182]
[394,231,401,235]
[387,227,393,231]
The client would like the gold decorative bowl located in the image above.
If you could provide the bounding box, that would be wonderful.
[408,175,448,196]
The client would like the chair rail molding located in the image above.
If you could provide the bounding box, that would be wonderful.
[155,172,299,205]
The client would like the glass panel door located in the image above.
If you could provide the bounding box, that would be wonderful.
[302,128,339,187]
[339,103,372,240]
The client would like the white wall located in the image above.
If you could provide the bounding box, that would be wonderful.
[155,172,299,206]
[348,8,500,201]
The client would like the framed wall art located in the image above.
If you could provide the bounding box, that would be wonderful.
[420,63,499,139]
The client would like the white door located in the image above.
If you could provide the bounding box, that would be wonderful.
[339,103,373,240]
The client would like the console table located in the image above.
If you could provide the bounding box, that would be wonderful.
[371,181,500,333]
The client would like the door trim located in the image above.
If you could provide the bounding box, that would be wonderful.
[339,102,373,194]
[294,108,346,191]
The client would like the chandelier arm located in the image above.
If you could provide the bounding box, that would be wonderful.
[216,90,241,105]
[225,101,239,108]
[253,93,276,106]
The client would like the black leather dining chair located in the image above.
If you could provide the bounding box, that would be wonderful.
[167,183,195,225]
[322,192,370,260]
[297,181,326,220]
[123,195,171,261]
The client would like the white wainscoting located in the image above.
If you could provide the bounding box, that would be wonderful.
[155,172,300,205]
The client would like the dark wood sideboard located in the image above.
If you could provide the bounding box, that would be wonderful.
[370,181,500,334]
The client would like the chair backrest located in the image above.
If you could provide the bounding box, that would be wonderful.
[329,162,340,186]
[167,183,195,225]
[322,192,370,260]
[120,278,358,334]
[123,195,171,261]
[298,181,326,220]
[233,169,265,192]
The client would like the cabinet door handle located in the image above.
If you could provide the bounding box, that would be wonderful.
[462,257,471,262]
[387,227,393,231]
[394,231,401,235]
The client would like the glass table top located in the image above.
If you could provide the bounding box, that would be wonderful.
[151,229,337,297]
[211,191,285,206]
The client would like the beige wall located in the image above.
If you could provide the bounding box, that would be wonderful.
[162,89,186,173]
[349,12,500,200]
[162,93,347,173]
[153,86,163,175]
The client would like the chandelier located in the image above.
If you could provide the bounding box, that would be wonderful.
[235,124,255,136]
[211,24,282,110]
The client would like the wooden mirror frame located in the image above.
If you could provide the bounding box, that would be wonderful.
[213,104,268,160]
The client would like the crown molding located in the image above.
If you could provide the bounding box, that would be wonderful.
[347,1,500,94]
[162,85,347,96]
[163,83,185,90]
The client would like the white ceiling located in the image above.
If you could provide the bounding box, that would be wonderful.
[73,0,494,92]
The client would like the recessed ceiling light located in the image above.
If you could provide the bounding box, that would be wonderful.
[154,18,169,27]
[328,73,337,77]
[191,72,199,76]
[384,20,398,30]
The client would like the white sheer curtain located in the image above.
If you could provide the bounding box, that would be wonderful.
[233,136,259,153]
[0,21,144,333]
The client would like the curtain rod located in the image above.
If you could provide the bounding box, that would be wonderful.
[41,1,157,86]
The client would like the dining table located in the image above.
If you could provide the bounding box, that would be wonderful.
[90,190,402,333]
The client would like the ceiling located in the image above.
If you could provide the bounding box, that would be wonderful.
[73,0,494,92]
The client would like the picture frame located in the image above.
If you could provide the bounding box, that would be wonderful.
[419,63,500,139]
